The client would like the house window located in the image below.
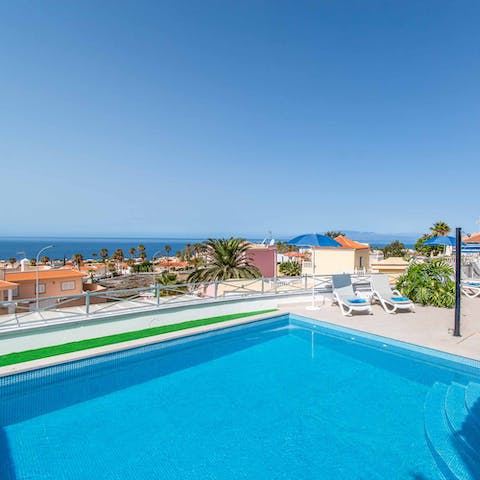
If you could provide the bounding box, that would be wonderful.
[13,287,19,297]
[61,281,76,291]
[359,256,363,268]
[36,284,46,294]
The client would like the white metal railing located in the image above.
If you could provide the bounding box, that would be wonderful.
[0,274,373,333]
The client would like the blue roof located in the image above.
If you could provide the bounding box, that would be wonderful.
[287,233,341,247]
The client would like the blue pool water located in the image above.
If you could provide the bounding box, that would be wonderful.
[1,314,480,479]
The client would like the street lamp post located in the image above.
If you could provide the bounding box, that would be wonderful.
[35,245,54,311]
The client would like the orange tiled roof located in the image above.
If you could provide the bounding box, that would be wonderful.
[5,269,85,282]
[0,280,18,290]
[464,233,480,243]
[334,235,370,249]
[157,261,189,267]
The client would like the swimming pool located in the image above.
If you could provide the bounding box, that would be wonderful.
[1,314,480,479]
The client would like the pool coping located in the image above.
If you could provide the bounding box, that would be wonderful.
[0,310,283,377]
[2,310,479,380]
[290,313,480,378]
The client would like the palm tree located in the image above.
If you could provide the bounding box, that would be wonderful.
[100,248,109,276]
[430,221,451,236]
[40,255,50,264]
[138,244,147,260]
[72,253,84,269]
[8,257,16,267]
[184,244,192,261]
[100,248,109,262]
[275,241,297,254]
[163,245,172,271]
[187,238,261,283]
[112,248,125,262]
[325,231,345,238]
[129,247,136,259]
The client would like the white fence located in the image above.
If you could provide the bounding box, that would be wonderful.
[0,274,373,333]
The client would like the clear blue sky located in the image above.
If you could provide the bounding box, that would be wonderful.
[1,1,479,238]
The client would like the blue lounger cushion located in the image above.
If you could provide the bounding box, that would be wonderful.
[391,296,410,302]
[348,298,367,304]
[468,282,480,286]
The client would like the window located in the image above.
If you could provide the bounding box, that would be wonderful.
[13,287,19,297]
[359,256,363,268]
[61,281,76,291]
[36,284,46,294]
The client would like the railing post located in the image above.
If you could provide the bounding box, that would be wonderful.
[274,276,278,294]
[156,285,161,306]
[85,291,90,316]
[261,277,265,294]
[304,274,308,290]
[214,280,218,299]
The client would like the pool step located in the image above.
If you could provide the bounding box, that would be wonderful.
[424,382,480,480]
[445,383,480,464]
[465,382,480,431]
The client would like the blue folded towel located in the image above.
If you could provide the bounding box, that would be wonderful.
[468,282,480,287]
[391,296,409,302]
[348,298,366,304]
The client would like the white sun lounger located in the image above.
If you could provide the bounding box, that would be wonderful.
[332,274,373,316]
[461,280,480,298]
[370,274,415,313]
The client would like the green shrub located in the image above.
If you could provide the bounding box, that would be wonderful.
[279,261,301,276]
[396,259,455,308]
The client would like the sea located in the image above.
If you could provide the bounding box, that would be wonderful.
[0,235,415,261]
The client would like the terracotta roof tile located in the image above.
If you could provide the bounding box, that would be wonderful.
[334,235,370,249]
[5,269,85,282]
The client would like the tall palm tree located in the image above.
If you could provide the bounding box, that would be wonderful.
[100,248,109,262]
[112,248,125,262]
[72,253,84,269]
[138,244,147,260]
[164,245,172,272]
[187,238,261,283]
[129,247,136,259]
[430,221,451,236]
[100,248,109,276]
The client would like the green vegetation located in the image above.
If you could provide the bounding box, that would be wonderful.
[414,221,452,256]
[132,260,153,273]
[415,234,442,256]
[430,221,451,236]
[188,238,261,282]
[72,253,84,267]
[396,259,455,308]
[381,240,406,258]
[278,261,301,276]
[0,309,278,367]
[325,231,345,238]
[156,273,186,295]
[275,241,297,254]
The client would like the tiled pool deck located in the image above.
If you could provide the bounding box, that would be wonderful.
[283,296,480,361]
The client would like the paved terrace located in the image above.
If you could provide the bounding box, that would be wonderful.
[282,297,480,361]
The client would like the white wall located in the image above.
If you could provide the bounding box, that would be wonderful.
[0,297,281,355]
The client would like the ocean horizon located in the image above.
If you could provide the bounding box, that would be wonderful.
[0,234,417,261]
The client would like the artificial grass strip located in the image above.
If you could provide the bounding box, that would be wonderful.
[0,309,278,367]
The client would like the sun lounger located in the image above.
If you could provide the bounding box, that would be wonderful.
[461,280,480,298]
[370,274,415,313]
[332,274,373,316]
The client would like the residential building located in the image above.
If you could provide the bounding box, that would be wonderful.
[301,236,370,275]
[4,269,86,302]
